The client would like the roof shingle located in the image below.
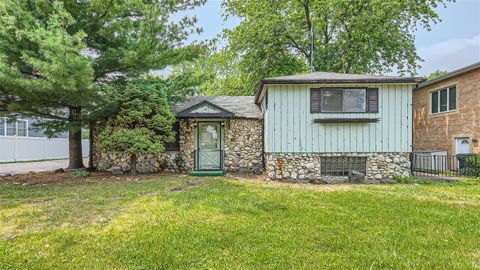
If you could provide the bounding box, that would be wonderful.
[255,71,424,103]
[171,96,262,119]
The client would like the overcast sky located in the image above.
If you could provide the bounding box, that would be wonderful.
[183,0,480,76]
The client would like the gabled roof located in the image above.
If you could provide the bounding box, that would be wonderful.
[255,71,424,104]
[171,96,262,119]
[415,62,480,90]
[177,100,234,118]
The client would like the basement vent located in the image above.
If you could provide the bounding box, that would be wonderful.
[320,157,367,176]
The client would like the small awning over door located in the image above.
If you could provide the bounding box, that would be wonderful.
[177,100,234,118]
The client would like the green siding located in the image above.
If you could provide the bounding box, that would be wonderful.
[265,84,413,153]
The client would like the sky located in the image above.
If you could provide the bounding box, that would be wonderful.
[182,0,480,76]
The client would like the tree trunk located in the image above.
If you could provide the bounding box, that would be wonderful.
[130,154,137,175]
[88,122,95,171]
[68,106,85,169]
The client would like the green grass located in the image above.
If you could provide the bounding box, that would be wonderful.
[1,176,480,269]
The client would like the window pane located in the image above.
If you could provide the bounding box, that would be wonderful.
[165,122,180,151]
[449,86,456,111]
[321,90,343,112]
[54,132,68,138]
[431,92,439,113]
[28,120,46,137]
[440,89,448,112]
[6,121,16,136]
[17,120,27,136]
[0,118,4,136]
[343,89,366,112]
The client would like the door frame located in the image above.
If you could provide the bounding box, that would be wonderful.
[454,136,471,155]
[195,121,224,171]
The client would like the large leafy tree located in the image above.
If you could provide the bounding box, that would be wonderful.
[0,0,204,169]
[188,0,451,95]
[97,80,176,175]
[425,70,447,81]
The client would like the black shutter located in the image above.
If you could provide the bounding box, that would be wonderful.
[367,88,379,113]
[311,89,321,113]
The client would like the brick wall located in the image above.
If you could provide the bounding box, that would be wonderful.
[413,68,480,155]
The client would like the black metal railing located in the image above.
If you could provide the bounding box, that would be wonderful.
[410,153,480,177]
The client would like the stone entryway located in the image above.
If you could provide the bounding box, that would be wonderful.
[196,122,224,170]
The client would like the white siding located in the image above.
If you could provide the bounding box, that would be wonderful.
[0,137,89,162]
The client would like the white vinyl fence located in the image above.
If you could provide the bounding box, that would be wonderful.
[0,137,89,162]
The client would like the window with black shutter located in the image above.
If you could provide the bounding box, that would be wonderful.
[366,88,379,113]
[165,122,180,151]
[310,88,379,113]
[310,89,321,113]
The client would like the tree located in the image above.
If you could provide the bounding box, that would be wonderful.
[188,0,451,95]
[426,70,447,81]
[0,0,204,169]
[97,80,176,175]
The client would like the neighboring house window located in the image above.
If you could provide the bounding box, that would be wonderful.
[6,120,16,136]
[17,120,27,136]
[431,86,456,114]
[28,120,46,137]
[311,88,378,113]
[0,117,4,136]
[0,117,72,138]
[165,122,180,151]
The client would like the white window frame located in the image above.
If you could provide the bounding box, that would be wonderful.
[16,119,28,137]
[1,117,29,137]
[6,119,16,136]
[431,85,456,115]
[0,117,6,136]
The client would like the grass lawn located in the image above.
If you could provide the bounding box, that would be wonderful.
[0,175,479,269]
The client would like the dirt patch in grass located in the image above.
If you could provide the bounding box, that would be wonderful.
[63,198,90,203]
[106,196,127,201]
[139,191,159,196]
[169,178,205,192]
[415,195,480,206]
[0,171,182,186]
[26,198,52,204]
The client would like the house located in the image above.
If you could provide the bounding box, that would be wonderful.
[93,96,264,175]
[413,62,480,156]
[257,72,422,180]
[93,72,422,180]
[0,116,89,162]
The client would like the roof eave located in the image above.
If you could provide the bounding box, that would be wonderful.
[254,78,424,104]
[415,62,480,90]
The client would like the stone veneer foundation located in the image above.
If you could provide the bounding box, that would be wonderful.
[93,118,263,173]
[266,153,411,181]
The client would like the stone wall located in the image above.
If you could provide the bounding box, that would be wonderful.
[93,119,195,173]
[93,118,263,174]
[266,153,321,181]
[224,118,263,173]
[266,153,411,182]
[94,151,182,173]
[366,153,411,180]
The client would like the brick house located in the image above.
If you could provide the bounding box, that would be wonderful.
[413,62,480,156]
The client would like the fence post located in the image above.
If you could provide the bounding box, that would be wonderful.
[410,153,414,175]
